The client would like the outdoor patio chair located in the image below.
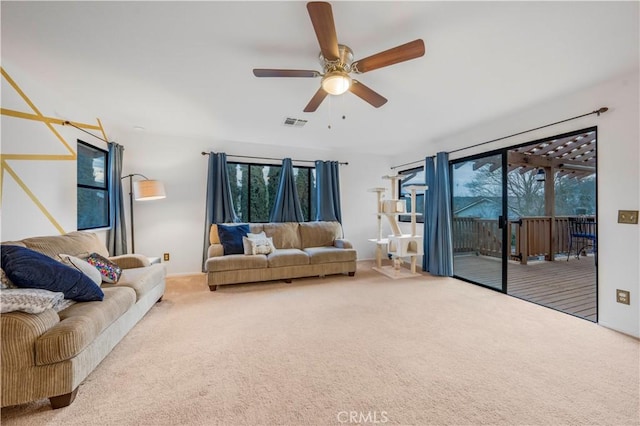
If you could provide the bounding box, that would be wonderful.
[567,217,597,263]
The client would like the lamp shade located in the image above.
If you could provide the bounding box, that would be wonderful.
[133,180,166,201]
[321,71,352,95]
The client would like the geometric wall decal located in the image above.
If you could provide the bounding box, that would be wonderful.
[0,67,109,238]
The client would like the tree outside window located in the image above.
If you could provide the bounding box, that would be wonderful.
[227,162,316,222]
[77,141,109,230]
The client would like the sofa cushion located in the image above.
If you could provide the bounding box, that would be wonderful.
[249,224,264,234]
[207,254,267,272]
[263,223,301,249]
[35,286,136,365]
[19,231,109,261]
[218,223,250,255]
[1,246,104,302]
[299,221,342,248]
[102,264,166,301]
[267,249,309,268]
[304,247,357,265]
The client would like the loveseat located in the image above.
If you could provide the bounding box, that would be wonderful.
[206,221,356,291]
[1,231,165,409]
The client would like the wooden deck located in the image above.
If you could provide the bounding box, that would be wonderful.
[454,254,596,322]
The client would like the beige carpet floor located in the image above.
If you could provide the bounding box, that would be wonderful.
[2,262,639,425]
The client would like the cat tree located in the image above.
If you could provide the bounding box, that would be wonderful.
[368,175,427,279]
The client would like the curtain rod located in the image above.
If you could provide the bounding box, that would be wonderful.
[201,152,348,165]
[62,121,111,143]
[390,107,608,170]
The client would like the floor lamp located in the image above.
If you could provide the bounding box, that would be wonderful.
[121,174,166,253]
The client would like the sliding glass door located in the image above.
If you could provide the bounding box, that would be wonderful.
[449,128,597,322]
[451,153,506,291]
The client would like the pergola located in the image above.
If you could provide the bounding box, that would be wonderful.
[460,130,597,262]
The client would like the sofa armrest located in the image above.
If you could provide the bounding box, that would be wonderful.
[108,254,151,269]
[208,244,224,258]
[334,239,353,249]
[1,309,60,368]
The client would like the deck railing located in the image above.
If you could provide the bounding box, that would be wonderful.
[453,216,590,264]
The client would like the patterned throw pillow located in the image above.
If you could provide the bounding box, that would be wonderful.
[86,253,122,283]
[0,267,17,289]
[0,288,65,314]
[242,234,276,255]
[59,254,102,286]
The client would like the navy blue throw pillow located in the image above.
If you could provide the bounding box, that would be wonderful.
[217,223,250,255]
[1,245,104,302]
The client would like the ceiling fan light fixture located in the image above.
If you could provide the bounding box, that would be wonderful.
[321,70,352,95]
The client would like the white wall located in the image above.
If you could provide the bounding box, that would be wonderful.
[392,70,640,337]
[1,64,109,242]
[117,132,391,275]
[3,61,637,337]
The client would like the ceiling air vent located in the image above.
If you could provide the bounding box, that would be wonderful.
[283,117,308,127]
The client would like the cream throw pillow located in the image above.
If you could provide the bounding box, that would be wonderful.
[59,254,102,286]
[242,234,276,255]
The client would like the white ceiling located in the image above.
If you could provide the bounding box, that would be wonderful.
[2,1,638,156]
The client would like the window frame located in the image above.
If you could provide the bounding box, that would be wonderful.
[227,161,316,223]
[77,140,110,230]
[397,165,425,223]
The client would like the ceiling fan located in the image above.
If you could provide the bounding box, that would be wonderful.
[253,1,425,112]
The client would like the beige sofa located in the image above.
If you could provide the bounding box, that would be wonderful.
[206,221,356,291]
[1,231,165,409]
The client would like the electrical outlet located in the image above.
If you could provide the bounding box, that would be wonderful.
[163,253,170,261]
[618,210,639,224]
[616,289,630,305]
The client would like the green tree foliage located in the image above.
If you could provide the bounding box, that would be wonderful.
[250,165,269,222]
[238,164,249,222]
[227,163,243,221]
[266,166,281,210]
[295,168,310,221]
[226,162,315,223]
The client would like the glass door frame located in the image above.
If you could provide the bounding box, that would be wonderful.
[449,126,598,309]
[450,148,508,294]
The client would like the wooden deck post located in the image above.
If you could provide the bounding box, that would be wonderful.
[544,167,556,261]
[520,220,528,265]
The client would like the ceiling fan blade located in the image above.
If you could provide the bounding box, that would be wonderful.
[349,80,387,108]
[352,39,425,73]
[303,87,328,112]
[307,2,339,61]
[253,69,320,78]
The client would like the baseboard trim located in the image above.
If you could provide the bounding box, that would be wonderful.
[597,321,640,339]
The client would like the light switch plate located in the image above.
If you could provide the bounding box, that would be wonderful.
[618,210,638,224]
[616,289,630,305]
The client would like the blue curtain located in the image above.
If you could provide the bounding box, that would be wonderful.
[425,152,454,276]
[106,143,127,255]
[270,158,304,222]
[422,156,435,271]
[315,160,342,222]
[202,152,237,271]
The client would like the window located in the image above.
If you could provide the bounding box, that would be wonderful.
[227,162,316,222]
[77,140,109,230]
[398,166,425,223]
